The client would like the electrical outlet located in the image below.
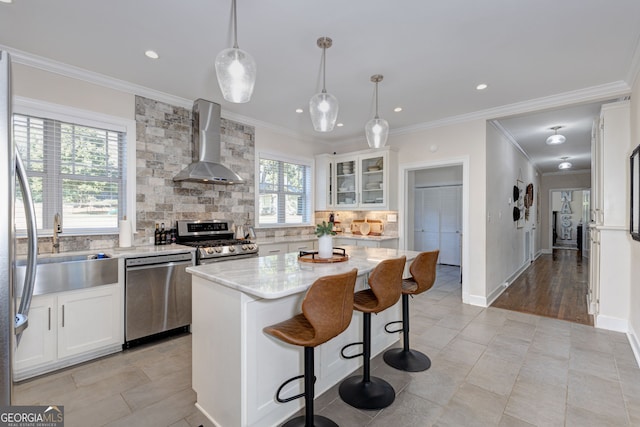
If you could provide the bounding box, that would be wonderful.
[387,214,397,223]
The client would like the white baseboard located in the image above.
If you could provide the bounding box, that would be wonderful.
[486,282,508,307]
[466,294,488,307]
[541,248,553,254]
[595,314,628,333]
[627,323,640,368]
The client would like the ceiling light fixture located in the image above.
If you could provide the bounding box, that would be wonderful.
[145,50,159,59]
[337,123,344,127]
[476,83,488,90]
[215,0,256,103]
[365,74,389,149]
[546,126,566,145]
[558,157,572,170]
[295,108,303,114]
[394,107,403,112]
[309,37,338,132]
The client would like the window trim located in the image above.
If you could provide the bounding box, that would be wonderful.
[14,96,137,236]
[255,151,314,228]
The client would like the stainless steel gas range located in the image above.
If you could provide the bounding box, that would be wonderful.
[175,219,259,264]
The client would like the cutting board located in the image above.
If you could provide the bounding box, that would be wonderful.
[351,219,384,236]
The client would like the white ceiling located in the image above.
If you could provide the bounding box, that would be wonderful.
[1,0,639,173]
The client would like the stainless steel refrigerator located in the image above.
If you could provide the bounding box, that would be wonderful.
[1,50,38,406]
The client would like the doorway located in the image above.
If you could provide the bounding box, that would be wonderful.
[402,160,468,301]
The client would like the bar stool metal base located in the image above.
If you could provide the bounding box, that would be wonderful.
[282,414,338,427]
[338,375,395,410]
[383,348,431,372]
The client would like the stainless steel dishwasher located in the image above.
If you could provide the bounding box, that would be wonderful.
[124,252,194,347]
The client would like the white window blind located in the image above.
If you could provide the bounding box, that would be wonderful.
[258,155,312,225]
[13,113,126,233]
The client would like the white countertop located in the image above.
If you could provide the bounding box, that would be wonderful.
[259,234,399,244]
[186,245,419,299]
[30,244,195,262]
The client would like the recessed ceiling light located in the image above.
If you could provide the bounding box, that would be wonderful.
[476,83,488,90]
[336,123,344,127]
[393,107,403,112]
[295,108,304,114]
[0,0,13,3]
[145,50,159,59]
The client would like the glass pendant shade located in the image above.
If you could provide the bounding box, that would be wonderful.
[558,161,572,170]
[309,37,338,132]
[310,91,339,132]
[546,134,566,145]
[366,74,388,148]
[546,126,566,145]
[365,117,389,149]
[215,47,256,103]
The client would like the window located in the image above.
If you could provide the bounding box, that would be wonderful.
[13,111,128,234]
[258,155,312,225]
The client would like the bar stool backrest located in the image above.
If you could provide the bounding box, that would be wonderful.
[367,256,406,312]
[302,268,358,346]
[409,250,439,294]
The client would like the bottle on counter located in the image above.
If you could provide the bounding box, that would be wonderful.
[329,212,335,224]
[166,228,173,245]
[154,223,160,246]
[160,223,166,245]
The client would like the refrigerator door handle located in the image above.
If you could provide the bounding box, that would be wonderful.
[15,152,37,338]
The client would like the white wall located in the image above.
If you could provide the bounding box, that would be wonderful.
[626,77,640,360]
[414,166,463,187]
[485,123,539,304]
[12,63,134,119]
[388,120,487,304]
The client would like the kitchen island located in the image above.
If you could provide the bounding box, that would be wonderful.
[186,246,420,427]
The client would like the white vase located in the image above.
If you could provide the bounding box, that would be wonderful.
[318,235,333,258]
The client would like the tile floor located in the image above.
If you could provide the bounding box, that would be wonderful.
[14,265,640,426]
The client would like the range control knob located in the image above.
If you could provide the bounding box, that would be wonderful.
[206,248,214,254]
[214,247,222,253]
[249,244,256,250]
[228,246,236,252]
[241,245,248,251]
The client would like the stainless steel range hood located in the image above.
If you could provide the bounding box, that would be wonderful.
[173,99,244,184]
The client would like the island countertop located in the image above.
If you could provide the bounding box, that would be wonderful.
[186,245,420,299]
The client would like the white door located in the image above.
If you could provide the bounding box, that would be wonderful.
[413,186,462,266]
[439,186,462,265]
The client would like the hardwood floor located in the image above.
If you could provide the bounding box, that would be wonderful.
[491,249,593,326]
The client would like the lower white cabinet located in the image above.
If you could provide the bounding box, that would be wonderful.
[335,237,398,249]
[287,240,316,253]
[14,284,122,380]
[258,242,289,256]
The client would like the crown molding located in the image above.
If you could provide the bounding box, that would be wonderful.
[2,43,633,146]
[392,80,631,138]
[489,120,536,166]
[627,32,640,88]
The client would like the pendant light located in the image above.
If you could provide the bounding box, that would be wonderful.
[365,74,389,149]
[215,0,256,103]
[546,126,566,145]
[309,37,338,132]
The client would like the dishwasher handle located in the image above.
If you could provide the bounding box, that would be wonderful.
[125,252,193,268]
[126,260,192,272]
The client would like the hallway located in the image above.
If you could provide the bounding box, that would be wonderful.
[491,249,593,326]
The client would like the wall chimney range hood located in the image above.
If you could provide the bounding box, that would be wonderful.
[173,99,244,184]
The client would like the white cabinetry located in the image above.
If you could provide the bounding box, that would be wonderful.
[259,240,317,256]
[335,237,398,249]
[316,148,397,211]
[588,100,631,330]
[14,284,122,380]
[258,242,289,256]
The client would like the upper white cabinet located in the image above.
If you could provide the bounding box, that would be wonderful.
[315,148,397,211]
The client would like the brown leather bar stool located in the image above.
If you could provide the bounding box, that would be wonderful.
[338,256,406,410]
[383,250,439,372]
[264,269,358,427]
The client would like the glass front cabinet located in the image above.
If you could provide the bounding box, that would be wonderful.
[315,148,396,211]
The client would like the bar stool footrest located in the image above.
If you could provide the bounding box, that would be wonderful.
[383,348,431,372]
[340,341,364,359]
[338,375,395,410]
[276,374,313,403]
[282,414,339,427]
[384,320,404,334]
